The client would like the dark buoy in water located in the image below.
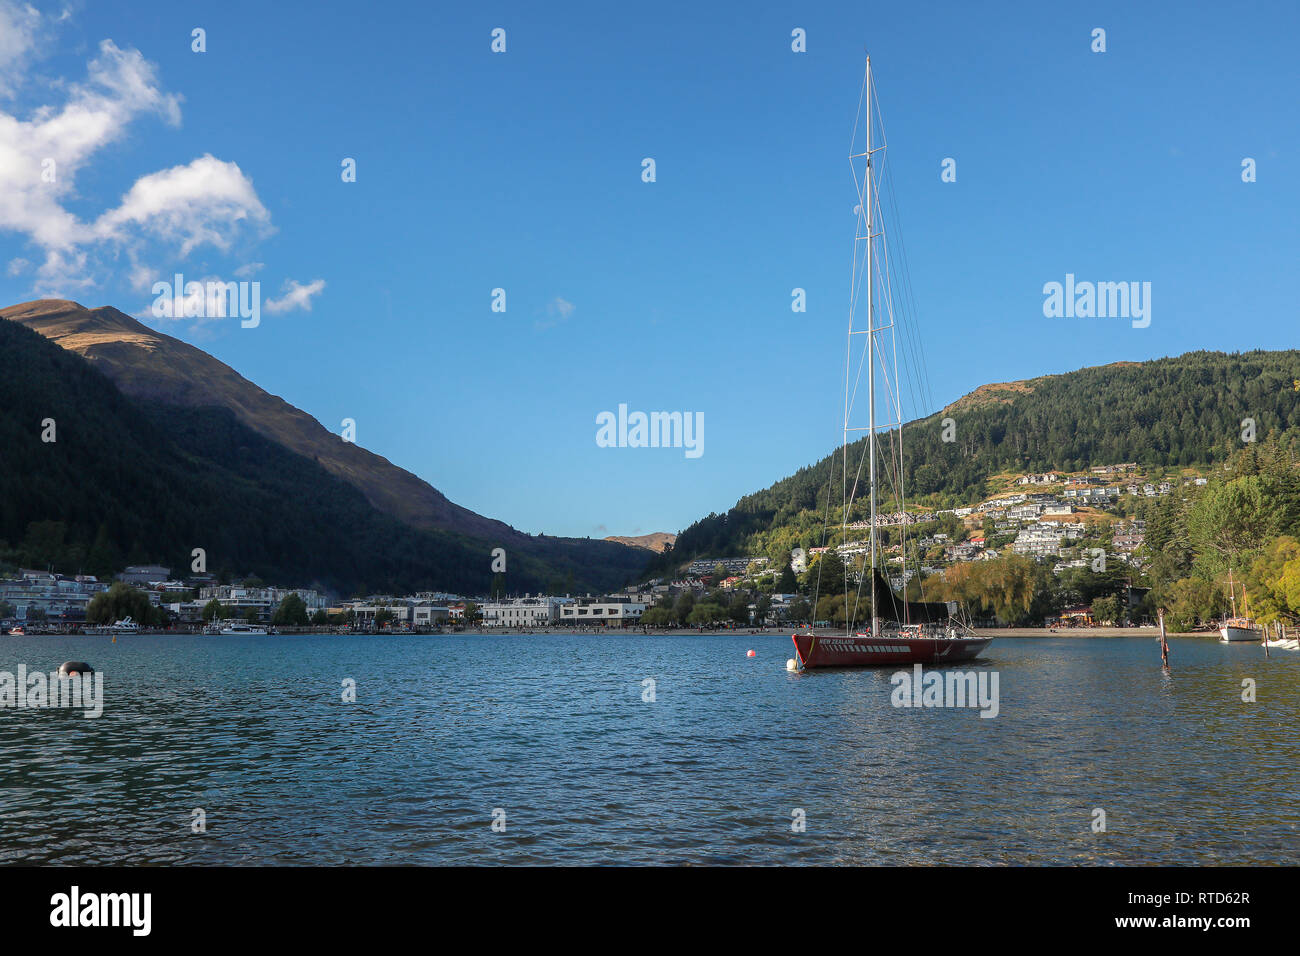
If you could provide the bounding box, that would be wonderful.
[58,661,93,676]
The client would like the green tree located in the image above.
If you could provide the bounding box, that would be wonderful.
[86,523,120,578]
[687,602,725,626]
[201,598,224,622]
[1164,577,1226,632]
[776,562,797,593]
[728,597,751,625]
[641,607,671,627]
[1091,594,1122,625]
[673,591,695,621]
[1186,475,1281,576]
[86,582,155,626]
[271,593,310,627]
[787,597,811,623]
[815,593,848,627]
[1245,536,1300,624]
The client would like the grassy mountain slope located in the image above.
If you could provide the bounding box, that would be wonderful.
[604,533,676,553]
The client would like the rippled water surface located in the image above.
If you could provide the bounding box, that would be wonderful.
[1,633,1297,865]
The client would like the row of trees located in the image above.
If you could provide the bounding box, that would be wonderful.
[639,588,788,627]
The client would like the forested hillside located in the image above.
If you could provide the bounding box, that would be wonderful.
[650,350,1300,574]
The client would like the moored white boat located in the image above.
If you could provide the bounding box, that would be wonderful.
[219,621,268,636]
[1220,619,1261,642]
[1219,570,1260,642]
[109,616,140,633]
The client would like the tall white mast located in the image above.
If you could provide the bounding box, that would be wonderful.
[865,56,878,637]
[847,55,880,637]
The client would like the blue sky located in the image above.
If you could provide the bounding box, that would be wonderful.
[1,1,1297,539]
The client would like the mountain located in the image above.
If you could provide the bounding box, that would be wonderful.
[2,299,515,541]
[646,350,1300,575]
[603,532,676,553]
[0,301,649,594]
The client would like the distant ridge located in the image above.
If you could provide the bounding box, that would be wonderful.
[604,532,675,553]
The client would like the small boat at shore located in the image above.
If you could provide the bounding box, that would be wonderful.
[109,616,140,634]
[1221,619,1261,642]
[790,56,991,672]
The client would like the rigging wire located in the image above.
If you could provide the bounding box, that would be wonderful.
[835,61,942,627]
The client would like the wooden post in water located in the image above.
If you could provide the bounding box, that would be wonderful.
[1158,607,1169,667]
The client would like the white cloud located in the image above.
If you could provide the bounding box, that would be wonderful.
[0,17,272,295]
[265,278,325,314]
[234,261,264,277]
[6,256,29,276]
[94,154,270,255]
[535,295,576,331]
[0,1,45,98]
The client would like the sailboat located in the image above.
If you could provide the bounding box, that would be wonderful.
[1219,568,1260,642]
[791,56,992,670]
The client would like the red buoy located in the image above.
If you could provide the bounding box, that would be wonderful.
[746,649,756,657]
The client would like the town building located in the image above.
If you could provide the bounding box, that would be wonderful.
[0,571,107,622]
[118,565,172,586]
[198,584,327,621]
[685,557,768,576]
[559,597,647,627]
[480,596,565,627]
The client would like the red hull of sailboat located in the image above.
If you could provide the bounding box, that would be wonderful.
[792,632,993,668]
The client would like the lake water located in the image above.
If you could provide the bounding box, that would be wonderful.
[1,633,1296,865]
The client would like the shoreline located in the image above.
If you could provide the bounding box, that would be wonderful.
[5,625,1225,639]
